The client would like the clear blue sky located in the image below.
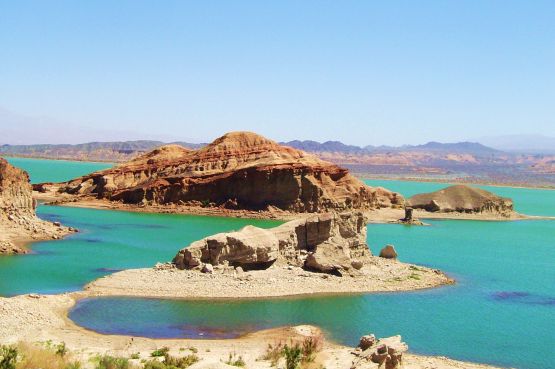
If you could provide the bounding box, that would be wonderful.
[1,1,554,145]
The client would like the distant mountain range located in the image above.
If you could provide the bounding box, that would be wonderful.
[1,137,554,187]
[282,140,500,155]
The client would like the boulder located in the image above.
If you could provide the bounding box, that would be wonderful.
[354,334,408,369]
[174,212,371,274]
[358,334,376,350]
[379,245,397,259]
[201,263,214,274]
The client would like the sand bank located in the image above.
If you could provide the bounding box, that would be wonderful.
[85,259,452,300]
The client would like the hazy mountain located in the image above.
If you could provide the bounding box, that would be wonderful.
[478,135,555,154]
[281,140,365,153]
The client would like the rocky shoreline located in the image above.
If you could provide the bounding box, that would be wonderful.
[85,261,453,300]
[0,157,75,255]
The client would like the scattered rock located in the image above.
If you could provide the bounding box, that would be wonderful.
[379,245,397,259]
[358,334,376,350]
[201,263,214,274]
[353,334,408,369]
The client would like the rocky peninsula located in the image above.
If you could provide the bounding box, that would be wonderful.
[35,132,404,217]
[0,158,73,254]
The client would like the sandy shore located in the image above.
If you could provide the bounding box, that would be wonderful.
[85,258,453,299]
[0,293,504,369]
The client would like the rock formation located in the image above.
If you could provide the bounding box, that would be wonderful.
[352,334,408,369]
[407,185,514,216]
[0,158,72,254]
[173,212,370,275]
[379,245,397,259]
[46,132,404,213]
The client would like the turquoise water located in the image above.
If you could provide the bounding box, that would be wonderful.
[3,157,112,183]
[366,178,555,217]
[0,206,281,296]
[2,158,555,368]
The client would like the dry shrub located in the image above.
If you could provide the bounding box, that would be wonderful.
[261,342,285,367]
[300,334,324,363]
[15,342,81,369]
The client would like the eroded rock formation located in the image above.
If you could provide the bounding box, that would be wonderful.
[407,185,514,216]
[0,158,72,254]
[47,132,404,213]
[352,334,408,369]
[173,212,370,275]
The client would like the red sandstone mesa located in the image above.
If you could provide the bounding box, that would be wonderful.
[48,132,404,213]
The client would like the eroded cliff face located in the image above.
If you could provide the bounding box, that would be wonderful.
[51,132,404,213]
[0,158,35,219]
[1,158,72,254]
[173,212,370,275]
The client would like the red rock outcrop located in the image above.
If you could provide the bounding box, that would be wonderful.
[53,132,404,213]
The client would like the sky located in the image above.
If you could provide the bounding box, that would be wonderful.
[1,1,554,146]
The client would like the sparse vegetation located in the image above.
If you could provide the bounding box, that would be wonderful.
[187,347,198,354]
[0,345,18,369]
[262,335,323,369]
[55,342,68,357]
[130,353,140,360]
[409,273,421,280]
[1,343,82,369]
[143,353,199,369]
[261,342,285,367]
[301,335,323,363]
[283,344,302,369]
[94,355,130,369]
[150,347,170,358]
[225,353,246,367]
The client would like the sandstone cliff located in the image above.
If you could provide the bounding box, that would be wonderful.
[407,185,514,216]
[173,212,370,275]
[0,158,72,254]
[49,132,404,213]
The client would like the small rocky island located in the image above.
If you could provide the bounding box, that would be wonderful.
[86,211,452,298]
[36,132,404,216]
[0,158,73,254]
[407,184,514,217]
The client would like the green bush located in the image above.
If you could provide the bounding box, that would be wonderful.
[95,355,130,369]
[0,345,18,369]
[283,344,302,369]
[150,347,170,357]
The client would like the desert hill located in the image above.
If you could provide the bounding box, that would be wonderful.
[44,132,403,213]
[407,185,514,216]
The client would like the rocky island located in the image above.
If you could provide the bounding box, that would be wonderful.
[0,158,73,254]
[35,132,404,218]
[86,211,452,299]
[407,185,514,216]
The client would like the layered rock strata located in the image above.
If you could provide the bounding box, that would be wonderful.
[0,158,72,254]
[44,132,404,213]
[407,185,514,216]
[173,212,370,275]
